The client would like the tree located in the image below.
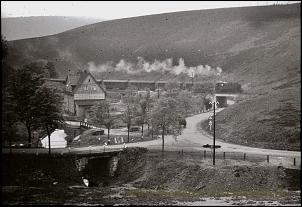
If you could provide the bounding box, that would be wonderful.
[122,94,139,143]
[2,36,18,151]
[176,90,193,117]
[23,61,50,78]
[137,97,148,138]
[44,61,58,78]
[8,65,45,147]
[193,95,206,113]
[2,36,17,92]
[2,81,18,151]
[165,80,180,93]
[36,86,64,155]
[150,97,184,156]
[145,89,153,132]
[89,100,114,140]
[192,82,214,95]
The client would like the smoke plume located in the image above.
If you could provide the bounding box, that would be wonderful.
[87,57,222,77]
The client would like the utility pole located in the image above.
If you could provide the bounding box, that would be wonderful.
[209,99,218,165]
[213,100,216,165]
[191,72,194,91]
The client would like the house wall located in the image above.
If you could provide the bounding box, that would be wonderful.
[75,104,85,119]
[74,74,105,100]
[63,93,75,115]
[103,81,129,90]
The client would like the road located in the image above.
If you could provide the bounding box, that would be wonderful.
[75,109,299,155]
[4,109,300,168]
[70,108,300,168]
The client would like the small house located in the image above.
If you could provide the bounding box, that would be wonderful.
[64,70,106,120]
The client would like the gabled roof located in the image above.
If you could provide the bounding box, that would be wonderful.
[66,75,81,86]
[73,71,106,93]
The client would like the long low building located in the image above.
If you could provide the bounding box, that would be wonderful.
[48,77,195,92]
[47,73,195,120]
[47,72,241,120]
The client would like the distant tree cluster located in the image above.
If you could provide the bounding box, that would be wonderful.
[88,81,214,156]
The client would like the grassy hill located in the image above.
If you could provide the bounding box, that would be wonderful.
[5,3,301,150]
[1,16,104,41]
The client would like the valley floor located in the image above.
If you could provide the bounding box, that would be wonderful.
[71,109,300,169]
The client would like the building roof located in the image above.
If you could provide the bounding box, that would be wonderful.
[73,71,106,94]
[102,79,129,83]
[68,75,81,86]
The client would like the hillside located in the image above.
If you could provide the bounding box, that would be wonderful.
[5,3,301,150]
[1,16,104,41]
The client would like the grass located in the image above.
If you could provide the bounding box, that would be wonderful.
[124,188,298,200]
[200,88,300,151]
[69,132,158,148]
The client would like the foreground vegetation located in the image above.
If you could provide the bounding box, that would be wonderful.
[2,148,300,205]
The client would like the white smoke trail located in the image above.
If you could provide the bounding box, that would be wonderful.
[87,57,222,76]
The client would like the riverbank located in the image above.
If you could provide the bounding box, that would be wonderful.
[2,148,300,205]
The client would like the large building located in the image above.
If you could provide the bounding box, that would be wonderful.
[63,70,106,119]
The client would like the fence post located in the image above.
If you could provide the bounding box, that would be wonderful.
[294,158,296,166]
[267,155,269,163]
[204,150,206,159]
[244,153,246,161]
[223,152,225,160]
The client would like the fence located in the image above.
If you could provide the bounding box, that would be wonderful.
[145,145,301,168]
[2,144,300,168]
[2,145,124,156]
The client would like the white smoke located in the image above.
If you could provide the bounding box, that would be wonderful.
[87,57,223,77]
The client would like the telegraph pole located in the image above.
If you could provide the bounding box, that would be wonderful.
[209,99,218,165]
[213,100,216,165]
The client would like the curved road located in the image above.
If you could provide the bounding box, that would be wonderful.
[6,109,299,168]
[72,108,300,168]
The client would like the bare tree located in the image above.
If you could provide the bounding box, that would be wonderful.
[122,94,139,143]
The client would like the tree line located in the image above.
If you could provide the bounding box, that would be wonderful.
[2,36,62,155]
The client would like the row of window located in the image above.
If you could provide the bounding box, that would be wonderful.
[83,85,97,91]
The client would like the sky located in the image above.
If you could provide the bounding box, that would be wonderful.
[1,1,299,20]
